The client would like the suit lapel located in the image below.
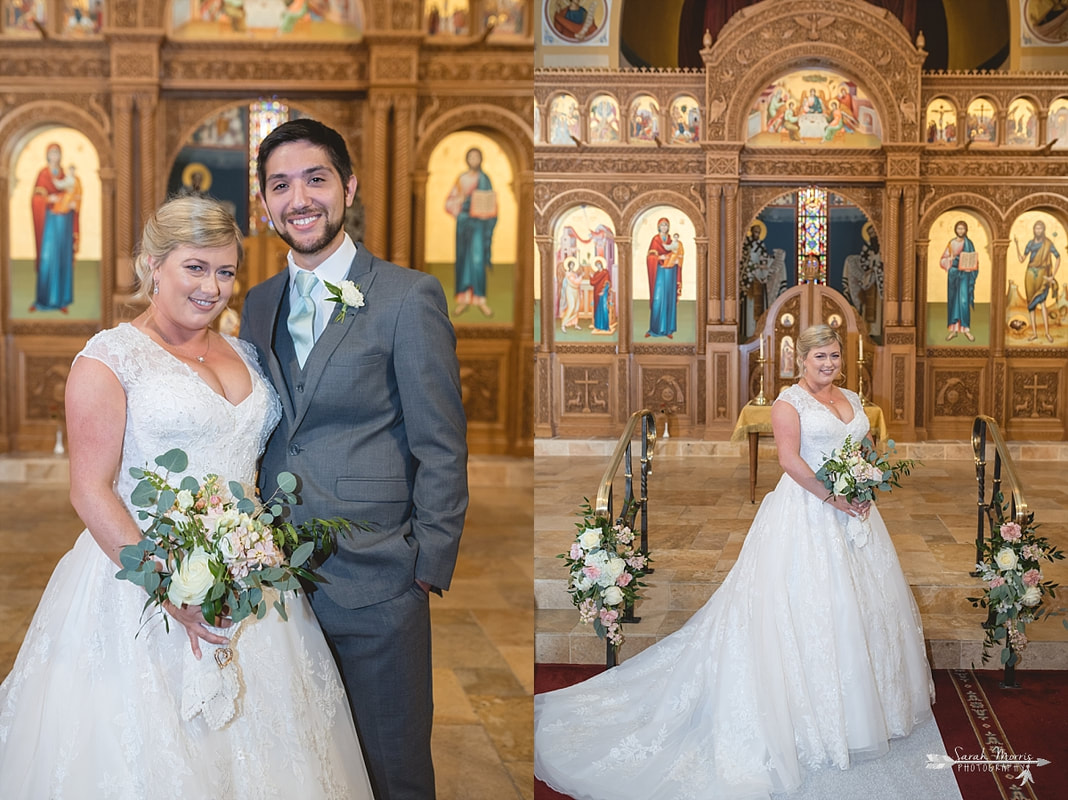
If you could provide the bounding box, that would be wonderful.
[262,272,296,423]
[290,247,378,431]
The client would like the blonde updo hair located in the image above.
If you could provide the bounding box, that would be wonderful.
[795,323,843,375]
[133,195,243,304]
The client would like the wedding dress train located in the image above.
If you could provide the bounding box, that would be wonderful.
[534,385,934,800]
[0,324,374,799]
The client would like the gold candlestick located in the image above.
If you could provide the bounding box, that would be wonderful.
[752,352,770,406]
[857,355,870,406]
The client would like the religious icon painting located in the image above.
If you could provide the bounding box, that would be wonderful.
[1022,0,1068,44]
[1006,98,1038,147]
[589,94,622,144]
[426,131,516,326]
[544,0,608,45]
[553,206,618,343]
[1006,211,1066,346]
[966,98,997,145]
[628,95,660,144]
[10,127,101,322]
[3,0,46,35]
[925,211,992,347]
[924,98,958,145]
[745,68,882,148]
[548,93,581,145]
[425,0,470,36]
[632,206,697,345]
[668,95,701,144]
[1048,98,1068,148]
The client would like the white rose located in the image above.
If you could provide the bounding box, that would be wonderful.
[1021,586,1042,607]
[175,489,195,510]
[832,473,850,496]
[340,281,365,308]
[994,547,1019,572]
[167,547,216,607]
[602,585,624,606]
[601,557,626,586]
[578,528,602,551]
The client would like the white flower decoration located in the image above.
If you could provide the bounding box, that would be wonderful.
[324,280,365,322]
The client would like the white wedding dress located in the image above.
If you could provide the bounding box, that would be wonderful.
[0,324,374,800]
[535,385,934,800]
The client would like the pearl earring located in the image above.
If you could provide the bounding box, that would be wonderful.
[153,281,159,295]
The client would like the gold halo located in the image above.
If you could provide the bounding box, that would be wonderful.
[862,222,874,243]
[181,161,212,192]
[748,218,767,240]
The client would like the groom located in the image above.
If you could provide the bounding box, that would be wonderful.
[240,118,468,800]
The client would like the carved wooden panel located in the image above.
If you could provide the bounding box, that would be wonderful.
[1008,369,1060,420]
[641,367,689,417]
[714,351,730,421]
[931,368,982,418]
[562,365,611,416]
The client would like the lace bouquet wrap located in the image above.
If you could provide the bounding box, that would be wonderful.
[116,448,356,729]
[814,435,917,548]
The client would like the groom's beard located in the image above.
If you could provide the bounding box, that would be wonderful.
[275,209,345,256]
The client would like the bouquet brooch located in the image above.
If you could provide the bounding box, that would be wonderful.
[115,448,361,729]
[558,500,651,651]
[814,435,917,548]
[967,493,1064,667]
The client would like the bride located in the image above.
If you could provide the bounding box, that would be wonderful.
[534,324,934,800]
[0,196,374,799]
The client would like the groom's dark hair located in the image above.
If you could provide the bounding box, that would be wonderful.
[256,118,354,192]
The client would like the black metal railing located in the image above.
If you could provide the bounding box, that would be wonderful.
[596,409,657,667]
[971,415,1029,687]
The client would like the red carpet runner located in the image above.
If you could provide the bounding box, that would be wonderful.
[534,665,1068,800]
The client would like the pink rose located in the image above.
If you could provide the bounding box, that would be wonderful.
[617,572,633,587]
[582,565,600,580]
[988,576,1005,588]
[569,543,583,559]
[1022,569,1042,587]
[1000,522,1022,541]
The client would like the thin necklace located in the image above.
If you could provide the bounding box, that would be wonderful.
[148,318,211,363]
[800,378,835,405]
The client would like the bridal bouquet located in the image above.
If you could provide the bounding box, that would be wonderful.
[115,448,358,730]
[559,501,651,651]
[967,493,1064,667]
[116,448,354,627]
[815,435,917,547]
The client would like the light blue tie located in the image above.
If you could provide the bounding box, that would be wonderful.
[288,270,319,368]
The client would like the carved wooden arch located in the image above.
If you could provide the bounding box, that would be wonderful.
[0,101,113,175]
[718,44,904,144]
[963,93,1003,116]
[704,1,922,143]
[621,191,705,241]
[1003,194,1068,238]
[538,190,623,240]
[917,193,1003,241]
[415,104,533,174]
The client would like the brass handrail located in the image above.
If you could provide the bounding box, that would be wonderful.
[594,409,657,667]
[971,415,1029,688]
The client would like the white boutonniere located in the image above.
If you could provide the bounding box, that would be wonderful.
[323,280,365,322]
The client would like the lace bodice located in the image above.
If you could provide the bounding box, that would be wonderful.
[774,383,869,471]
[76,323,282,512]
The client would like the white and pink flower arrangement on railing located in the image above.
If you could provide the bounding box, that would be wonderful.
[559,501,651,651]
[968,493,1065,667]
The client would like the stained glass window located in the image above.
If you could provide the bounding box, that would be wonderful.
[796,187,827,283]
[248,99,290,232]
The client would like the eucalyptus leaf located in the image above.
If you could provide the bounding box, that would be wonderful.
[289,540,314,569]
[276,472,297,493]
[157,489,176,513]
[179,476,200,493]
[229,481,246,500]
[144,572,161,593]
[156,448,188,472]
[131,480,157,508]
[274,598,289,622]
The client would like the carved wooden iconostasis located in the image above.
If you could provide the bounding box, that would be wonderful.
[0,0,534,456]
[534,0,1068,443]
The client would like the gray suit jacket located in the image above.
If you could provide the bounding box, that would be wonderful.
[240,245,468,609]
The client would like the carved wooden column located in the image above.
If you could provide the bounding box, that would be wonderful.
[705,181,723,324]
[391,92,416,267]
[883,184,902,326]
[901,184,917,326]
[112,92,137,295]
[137,91,159,223]
[366,93,392,257]
[723,183,739,324]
